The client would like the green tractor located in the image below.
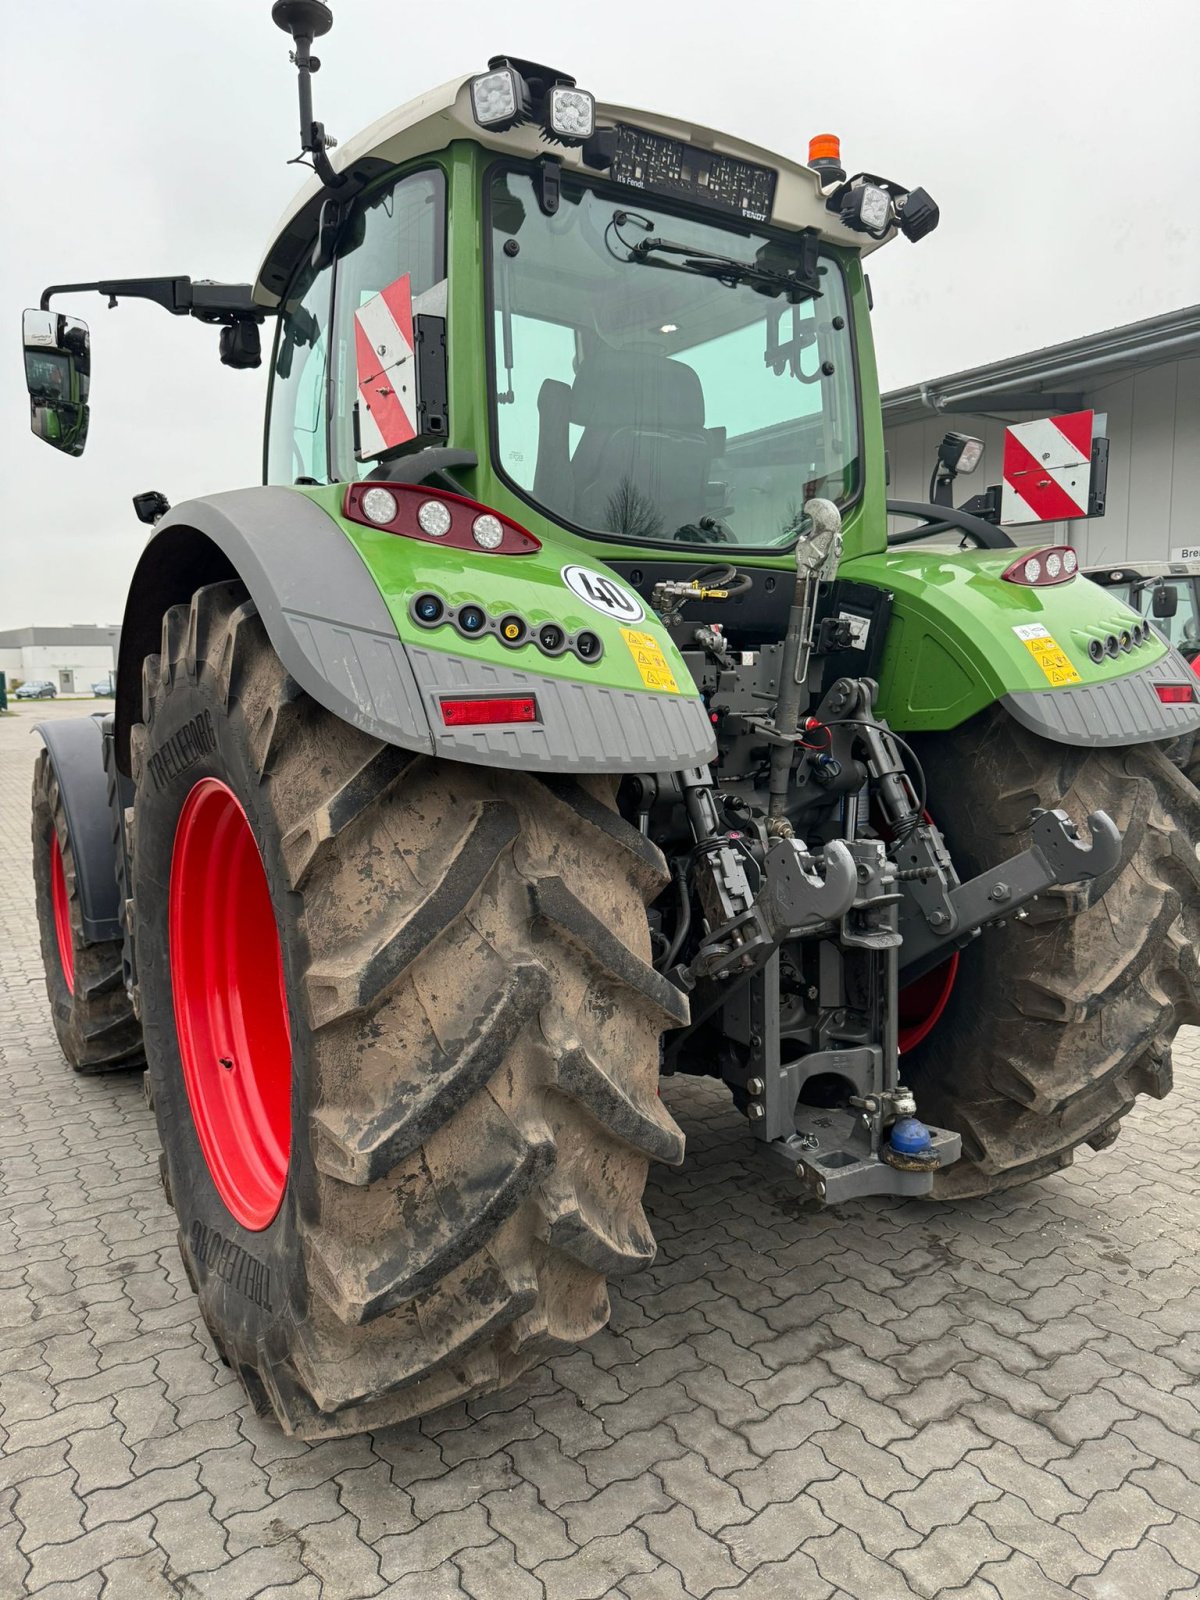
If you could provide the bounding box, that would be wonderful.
[25,2,1200,1438]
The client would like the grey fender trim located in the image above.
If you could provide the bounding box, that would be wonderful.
[135,488,431,754]
[408,644,718,771]
[34,715,122,943]
[1002,648,1200,747]
[116,487,717,775]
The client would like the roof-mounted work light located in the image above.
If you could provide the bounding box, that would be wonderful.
[839,181,892,237]
[824,169,940,245]
[470,56,596,148]
[546,85,595,145]
[897,187,940,243]
[470,65,531,131]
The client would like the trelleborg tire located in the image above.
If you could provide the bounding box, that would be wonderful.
[129,580,686,1437]
[903,706,1200,1199]
[31,747,142,1072]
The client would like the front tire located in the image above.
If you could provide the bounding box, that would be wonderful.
[905,708,1200,1197]
[130,582,686,1437]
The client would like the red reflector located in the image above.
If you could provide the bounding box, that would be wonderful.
[440,696,539,727]
[1155,683,1195,705]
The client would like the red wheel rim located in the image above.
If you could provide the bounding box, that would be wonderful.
[169,778,291,1230]
[898,951,959,1054]
[49,831,75,992]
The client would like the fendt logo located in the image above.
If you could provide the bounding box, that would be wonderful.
[561,565,645,622]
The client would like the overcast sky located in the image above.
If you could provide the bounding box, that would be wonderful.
[2,0,1196,628]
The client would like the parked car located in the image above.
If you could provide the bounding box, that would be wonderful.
[91,679,115,697]
[14,680,57,699]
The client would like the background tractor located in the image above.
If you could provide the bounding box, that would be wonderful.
[23,1,1200,1437]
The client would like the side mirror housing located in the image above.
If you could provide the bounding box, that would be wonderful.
[23,308,91,457]
[1152,583,1179,620]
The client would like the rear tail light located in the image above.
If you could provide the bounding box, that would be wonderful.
[1155,683,1196,705]
[1001,545,1079,586]
[439,696,539,727]
[344,482,540,555]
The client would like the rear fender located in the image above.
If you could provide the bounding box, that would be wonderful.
[115,486,716,777]
[35,715,123,943]
[842,548,1200,747]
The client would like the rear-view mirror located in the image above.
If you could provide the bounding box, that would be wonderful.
[23,308,91,457]
[1152,583,1179,620]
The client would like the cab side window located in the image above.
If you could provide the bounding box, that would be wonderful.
[329,169,446,480]
[265,253,334,485]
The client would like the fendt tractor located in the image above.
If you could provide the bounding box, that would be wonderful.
[23,3,1200,1438]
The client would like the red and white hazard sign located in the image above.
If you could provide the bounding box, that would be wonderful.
[1001,410,1094,525]
[354,275,418,457]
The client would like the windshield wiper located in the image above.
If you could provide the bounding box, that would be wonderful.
[607,211,821,303]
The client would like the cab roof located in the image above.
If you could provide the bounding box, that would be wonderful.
[254,71,889,307]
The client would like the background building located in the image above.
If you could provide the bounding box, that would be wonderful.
[882,304,1200,564]
[0,624,119,693]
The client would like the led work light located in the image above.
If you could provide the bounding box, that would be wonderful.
[938,433,984,477]
[840,183,892,236]
[546,85,595,144]
[469,57,596,149]
[470,66,529,131]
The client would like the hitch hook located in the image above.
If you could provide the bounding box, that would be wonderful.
[1031,808,1122,881]
[764,836,860,933]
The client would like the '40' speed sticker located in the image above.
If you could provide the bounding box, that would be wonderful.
[561,565,645,623]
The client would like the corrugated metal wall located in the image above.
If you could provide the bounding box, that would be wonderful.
[883,354,1200,565]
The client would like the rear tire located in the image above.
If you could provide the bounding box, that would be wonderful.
[31,748,142,1073]
[130,582,686,1437]
[905,708,1200,1198]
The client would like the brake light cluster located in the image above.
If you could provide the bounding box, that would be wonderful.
[1001,545,1079,586]
[343,482,541,555]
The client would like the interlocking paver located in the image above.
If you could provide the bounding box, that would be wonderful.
[558,1472,675,1544]
[891,1514,1009,1597]
[654,1453,752,1536]
[974,1490,1104,1586]
[718,1493,837,1569]
[534,1528,659,1599]
[1057,1482,1175,1562]
[0,1486,32,1597]
[4,696,1200,1597]
[456,1537,543,1600]
[1074,1541,1199,1599]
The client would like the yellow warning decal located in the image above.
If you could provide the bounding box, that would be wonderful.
[1012,623,1082,687]
[621,627,681,694]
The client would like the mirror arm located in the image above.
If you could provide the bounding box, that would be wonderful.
[39,278,267,326]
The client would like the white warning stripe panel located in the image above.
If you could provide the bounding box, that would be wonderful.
[354,276,418,457]
[1008,415,1090,472]
[1001,410,1094,525]
[355,291,415,387]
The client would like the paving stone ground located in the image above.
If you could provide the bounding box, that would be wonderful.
[3,699,1199,1600]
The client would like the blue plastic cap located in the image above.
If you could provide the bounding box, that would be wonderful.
[889,1116,933,1155]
